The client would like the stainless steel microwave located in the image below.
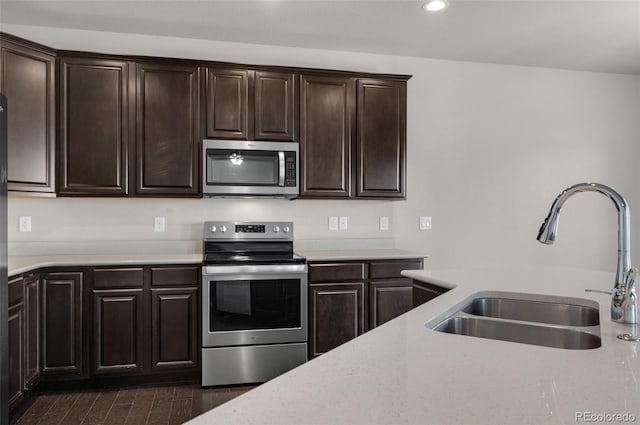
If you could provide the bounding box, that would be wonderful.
[202,140,299,198]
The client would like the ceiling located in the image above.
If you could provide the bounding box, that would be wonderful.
[1,0,639,75]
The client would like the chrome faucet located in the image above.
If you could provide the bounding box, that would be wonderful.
[537,182,638,325]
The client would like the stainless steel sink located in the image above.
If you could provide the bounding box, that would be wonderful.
[461,297,599,326]
[427,291,602,350]
[434,316,601,350]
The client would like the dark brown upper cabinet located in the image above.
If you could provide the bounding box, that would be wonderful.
[356,79,406,198]
[58,57,131,196]
[254,70,297,141]
[0,35,56,194]
[299,76,407,200]
[206,68,298,142]
[135,63,200,196]
[206,68,250,139]
[299,74,354,198]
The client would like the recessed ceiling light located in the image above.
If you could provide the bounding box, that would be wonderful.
[423,0,449,12]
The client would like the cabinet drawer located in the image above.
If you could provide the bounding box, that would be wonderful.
[151,266,200,287]
[8,276,24,306]
[308,263,366,283]
[94,268,144,289]
[369,259,423,279]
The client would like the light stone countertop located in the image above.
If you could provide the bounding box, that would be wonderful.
[187,266,640,425]
[297,248,427,262]
[8,253,203,277]
[7,248,426,277]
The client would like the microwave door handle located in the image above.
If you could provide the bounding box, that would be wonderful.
[278,151,285,186]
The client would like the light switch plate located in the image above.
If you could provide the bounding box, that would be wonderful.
[19,216,31,232]
[339,216,348,230]
[419,216,432,230]
[380,216,389,231]
[328,216,338,231]
[154,217,166,232]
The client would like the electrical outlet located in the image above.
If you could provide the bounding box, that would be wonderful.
[379,216,389,231]
[19,216,31,232]
[154,217,166,232]
[339,216,348,230]
[328,216,338,231]
[419,216,432,230]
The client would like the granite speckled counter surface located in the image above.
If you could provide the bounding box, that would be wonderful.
[187,266,640,425]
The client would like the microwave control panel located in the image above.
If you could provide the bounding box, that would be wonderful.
[285,152,297,187]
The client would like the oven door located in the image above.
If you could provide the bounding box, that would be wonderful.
[202,264,307,348]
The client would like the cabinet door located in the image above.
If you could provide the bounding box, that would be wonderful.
[93,289,144,374]
[309,282,365,357]
[7,276,24,409]
[413,280,449,308]
[369,279,413,329]
[299,75,354,198]
[135,63,200,196]
[41,272,83,376]
[206,68,249,139]
[150,287,198,371]
[23,274,40,388]
[0,37,55,193]
[8,302,24,408]
[254,71,297,141]
[58,57,130,195]
[356,79,406,198]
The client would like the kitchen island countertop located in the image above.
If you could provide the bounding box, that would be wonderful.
[187,266,640,425]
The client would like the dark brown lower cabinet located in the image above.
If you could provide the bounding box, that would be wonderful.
[369,279,413,329]
[151,287,198,371]
[308,259,425,357]
[309,282,365,357]
[93,289,144,374]
[413,280,449,308]
[7,273,40,412]
[7,286,25,408]
[23,274,40,389]
[41,272,83,377]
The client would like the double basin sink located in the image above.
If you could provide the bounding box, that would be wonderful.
[427,291,602,349]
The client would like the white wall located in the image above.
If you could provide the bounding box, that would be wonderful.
[4,25,640,272]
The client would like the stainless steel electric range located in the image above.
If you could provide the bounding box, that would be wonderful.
[201,221,308,387]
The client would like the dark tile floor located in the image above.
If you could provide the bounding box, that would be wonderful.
[10,383,256,425]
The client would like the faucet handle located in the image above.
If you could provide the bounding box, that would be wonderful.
[625,268,638,288]
[585,289,614,295]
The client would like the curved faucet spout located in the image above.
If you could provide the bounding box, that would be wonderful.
[537,182,636,324]
[537,182,630,287]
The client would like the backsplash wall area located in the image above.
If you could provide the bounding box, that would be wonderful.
[4,24,640,273]
[7,198,394,245]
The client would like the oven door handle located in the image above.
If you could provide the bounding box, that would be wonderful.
[203,264,307,275]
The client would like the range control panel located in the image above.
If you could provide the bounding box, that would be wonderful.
[203,221,293,241]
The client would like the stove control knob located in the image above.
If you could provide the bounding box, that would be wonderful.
[220,225,227,233]
[209,225,217,233]
[283,226,291,233]
[273,226,280,233]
